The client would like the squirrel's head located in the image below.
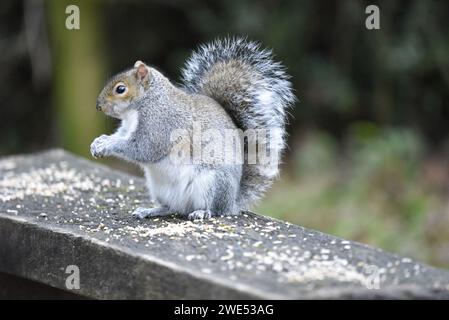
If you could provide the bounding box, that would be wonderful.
[96,60,150,119]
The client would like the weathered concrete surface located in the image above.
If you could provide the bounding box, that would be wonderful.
[0,149,449,299]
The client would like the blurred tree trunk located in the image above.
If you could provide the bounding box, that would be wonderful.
[46,0,106,156]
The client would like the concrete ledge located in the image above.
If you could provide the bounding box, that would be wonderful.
[1,149,449,299]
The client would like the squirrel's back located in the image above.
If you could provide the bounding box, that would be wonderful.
[181,37,295,208]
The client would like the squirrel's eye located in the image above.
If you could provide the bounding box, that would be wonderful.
[115,85,127,95]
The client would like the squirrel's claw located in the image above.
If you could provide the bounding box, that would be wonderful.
[188,209,212,221]
[90,134,109,159]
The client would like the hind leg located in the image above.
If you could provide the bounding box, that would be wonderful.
[187,171,240,220]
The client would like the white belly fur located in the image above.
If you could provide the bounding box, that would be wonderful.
[142,158,215,215]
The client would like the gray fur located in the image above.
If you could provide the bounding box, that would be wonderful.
[90,37,295,219]
[181,37,296,208]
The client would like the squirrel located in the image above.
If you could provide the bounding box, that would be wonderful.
[90,37,295,220]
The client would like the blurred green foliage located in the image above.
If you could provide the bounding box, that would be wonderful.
[257,125,449,267]
[47,0,107,156]
[1,0,448,153]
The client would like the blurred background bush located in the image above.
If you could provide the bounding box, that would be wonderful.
[0,0,448,267]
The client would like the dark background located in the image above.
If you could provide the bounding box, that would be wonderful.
[1,0,449,267]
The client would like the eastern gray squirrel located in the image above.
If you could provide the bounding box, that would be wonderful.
[90,37,295,220]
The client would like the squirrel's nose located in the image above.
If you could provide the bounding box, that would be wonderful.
[96,101,102,111]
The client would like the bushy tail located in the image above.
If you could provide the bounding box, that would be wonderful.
[181,37,295,208]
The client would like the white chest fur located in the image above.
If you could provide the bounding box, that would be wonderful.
[117,109,139,139]
[142,159,215,214]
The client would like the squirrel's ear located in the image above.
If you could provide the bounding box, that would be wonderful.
[134,60,145,68]
[134,60,149,83]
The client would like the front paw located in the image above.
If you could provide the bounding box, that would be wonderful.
[90,135,110,159]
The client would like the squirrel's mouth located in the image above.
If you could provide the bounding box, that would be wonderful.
[96,103,110,114]
[101,106,122,119]
[96,99,105,111]
[96,100,126,119]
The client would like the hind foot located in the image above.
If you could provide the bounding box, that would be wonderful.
[132,206,172,219]
[188,209,213,221]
